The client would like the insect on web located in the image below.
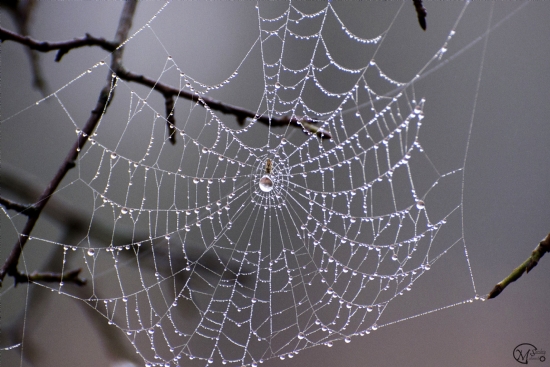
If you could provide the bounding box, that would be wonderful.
[1,2,488,367]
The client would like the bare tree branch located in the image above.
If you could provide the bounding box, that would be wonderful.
[12,268,86,287]
[0,195,36,215]
[117,68,330,138]
[0,0,48,95]
[413,0,427,31]
[0,26,118,62]
[0,1,138,287]
[1,25,330,139]
[0,166,147,248]
[487,232,550,299]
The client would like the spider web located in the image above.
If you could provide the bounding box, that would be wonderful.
[2,1,534,367]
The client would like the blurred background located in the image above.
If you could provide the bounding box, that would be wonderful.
[1,1,549,367]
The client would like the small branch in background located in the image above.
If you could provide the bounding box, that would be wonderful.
[0,26,329,140]
[117,68,328,138]
[0,165,146,246]
[413,0,427,31]
[0,27,118,62]
[0,0,138,288]
[0,0,48,95]
[300,120,332,140]
[487,232,550,299]
[0,195,37,216]
[13,268,86,287]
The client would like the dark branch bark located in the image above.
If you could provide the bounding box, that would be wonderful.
[0,1,138,287]
[413,0,427,31]
[13,268,87,287]
[0,195,37,216]
[0,166,147,247]
[1,0,48,95]
[0,27,118,62]
[117,68,330,138]
[487,232,550,299]
[1,25,329,139]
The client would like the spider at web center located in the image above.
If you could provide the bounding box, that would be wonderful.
[258,158,274,192]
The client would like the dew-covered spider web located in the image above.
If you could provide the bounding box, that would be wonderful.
[2,1,536,367]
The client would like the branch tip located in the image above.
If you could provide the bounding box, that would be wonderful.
[487,232,550,299]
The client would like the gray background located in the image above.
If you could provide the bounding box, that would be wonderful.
[1,1,549,367]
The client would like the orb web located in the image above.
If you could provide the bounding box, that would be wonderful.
[1,1,512,366]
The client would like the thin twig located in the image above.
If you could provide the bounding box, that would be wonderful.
[0,1,138,287]
[1,0,48,95]
[0,195,37,216]
[487,232,550,299]
[13,268,87,287]
[0,26,118,62]
[1,25,329,138]
[117,68,330,138]
[0,166,147,248]
[413,0,427,31]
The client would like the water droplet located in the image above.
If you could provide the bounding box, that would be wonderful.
[275,82,281,89]
[87,248,95,256]
[345,337,351,343]
[121,207,128,215]
[259,175,273,192]
[110,152,117,159]
[208,358,214,364]
[416,200,425,210]
[298,332,305,339]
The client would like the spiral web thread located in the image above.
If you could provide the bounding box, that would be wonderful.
[2,2,488,366]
